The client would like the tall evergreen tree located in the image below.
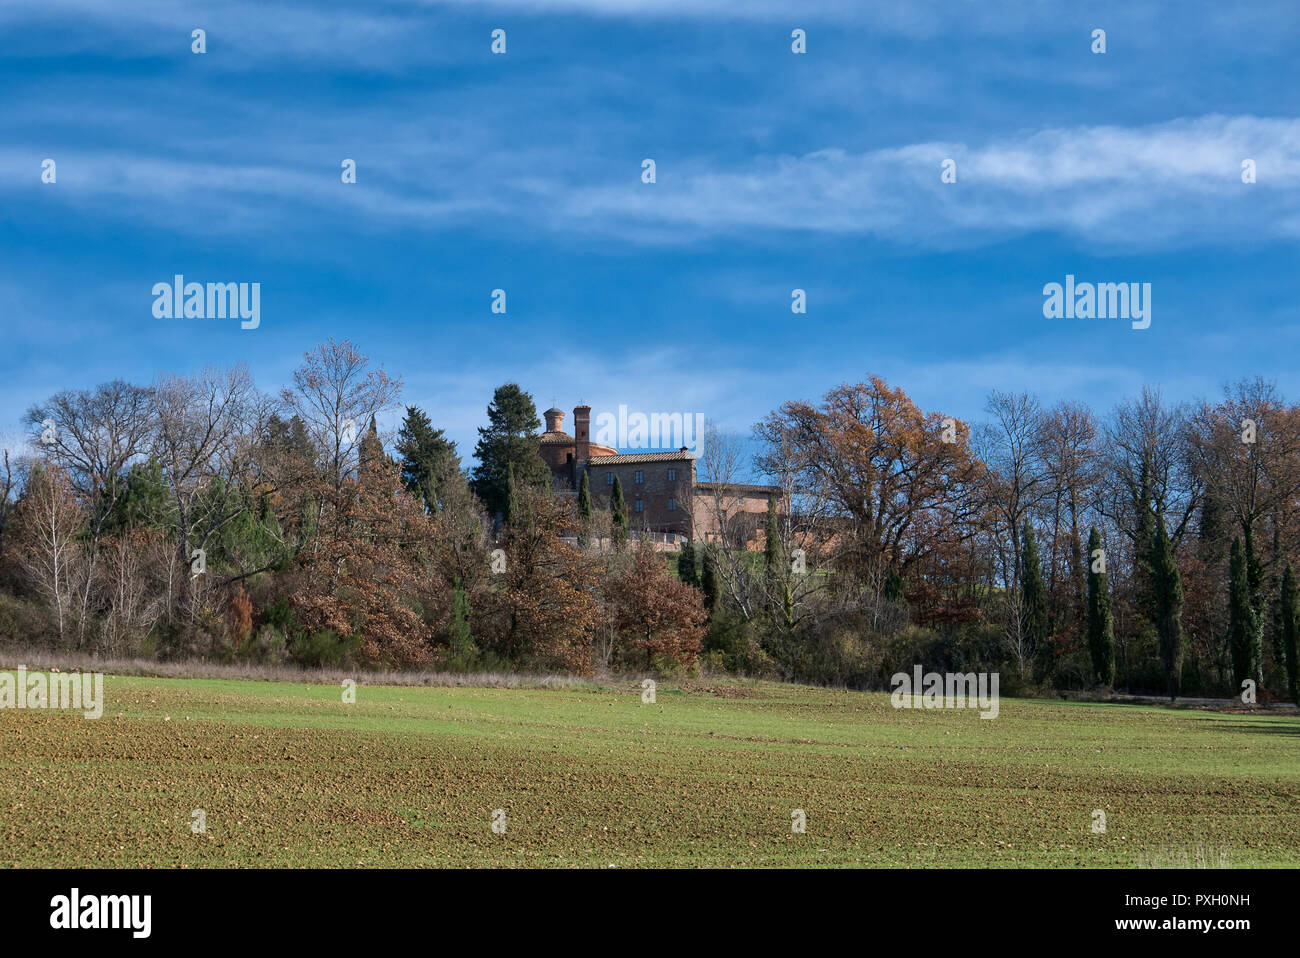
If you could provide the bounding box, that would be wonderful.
[358,414,387,474]
[1280,562,1300,704]
[1133,459,1157,619]
[1228,536,1260,691]
[610,475,628,549]
[470,383,552,520]
[263,413,316,463]
[577,470,593,523]
[1020,520,1050,657]
[446,579,476,669]
[101,458,173,533]
[1243,522,1267,687]
[1085,526,1115,686]
[1198,484,1228,551]
[884,567,906,605]
[504,461,519,531]
[1269,523,1285,679]
[678,539,699,588]
[1151,510,1186,701]
[764,497,782,575]
[395,405,460,512]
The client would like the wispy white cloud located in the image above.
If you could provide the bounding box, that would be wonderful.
[10,114,1292,251]
[562,115,1300,248]
[0,0,1071,35]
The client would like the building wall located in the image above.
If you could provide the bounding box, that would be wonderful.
[536,405,781,548]
[539,442,575,472]
[585,458,695,537]
[691,487,780,548]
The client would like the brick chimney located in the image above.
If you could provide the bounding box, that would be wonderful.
[573,405,591,462]
[543,406,565,433]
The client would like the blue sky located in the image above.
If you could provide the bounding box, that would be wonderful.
[2,0,1298,468]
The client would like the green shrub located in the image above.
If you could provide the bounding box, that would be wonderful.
[0,593,54,648]
[289,629,360,668]
[236,624,289,665]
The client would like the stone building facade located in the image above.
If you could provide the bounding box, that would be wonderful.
[538,404,780,547]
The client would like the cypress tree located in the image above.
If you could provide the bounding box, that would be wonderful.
[1151,510,1186,701]
[447,580,475,669]
[1280,562,1300,704]
[1269,523,1285,676]
[1133,460,1156,619]
[610,475,628,548]
[578,470,593,522]
[764,497,781,575]
[358,414,386,474]
[1021,520,1050,654]
[678,539,699,588]
[1244,522,1267,687]
[884,567,906,605]
[1228,537,1260,691]
[1085,526,1115,686]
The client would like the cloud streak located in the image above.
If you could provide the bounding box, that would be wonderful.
[8,114,1296,252]
[563,115,1300,248]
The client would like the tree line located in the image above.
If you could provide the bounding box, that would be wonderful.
[1,343,1297,701]
[702,375,1298,701]
[0,341,702,674]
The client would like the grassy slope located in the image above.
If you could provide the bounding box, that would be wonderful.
[1,675,1297,868]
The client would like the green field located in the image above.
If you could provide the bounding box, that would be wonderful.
[2,674,1297,867]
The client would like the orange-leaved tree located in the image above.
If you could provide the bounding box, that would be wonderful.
[604,540,707,669]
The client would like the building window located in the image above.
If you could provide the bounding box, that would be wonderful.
[634,470,644,484]
[667,497,676,511]
[634,499,644,513]
[667,468,676,481]
[606,473,615,485]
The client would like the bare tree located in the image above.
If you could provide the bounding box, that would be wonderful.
[282,339,402,490]
[754,417,841,630]
[975,390,1050,593]
[694,421,763,621]
[1040,401,1101,620]
[24,381,154,643]
[1187,377,1300,546]
[1098,386,1202,548]
[0,445,30,555]
[151,365,266,618]
[3,463,87,644]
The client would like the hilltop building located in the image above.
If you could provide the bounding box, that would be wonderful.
[537,404,780,548]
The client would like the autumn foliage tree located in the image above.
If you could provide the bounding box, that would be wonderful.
[289,454,444,669]
[480,484,599,674]
[605,541,707,669]
[755,377,986,606]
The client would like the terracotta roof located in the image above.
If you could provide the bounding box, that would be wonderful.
[586,451,697,464]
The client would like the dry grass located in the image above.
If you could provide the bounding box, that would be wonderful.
[0,645,597,690]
